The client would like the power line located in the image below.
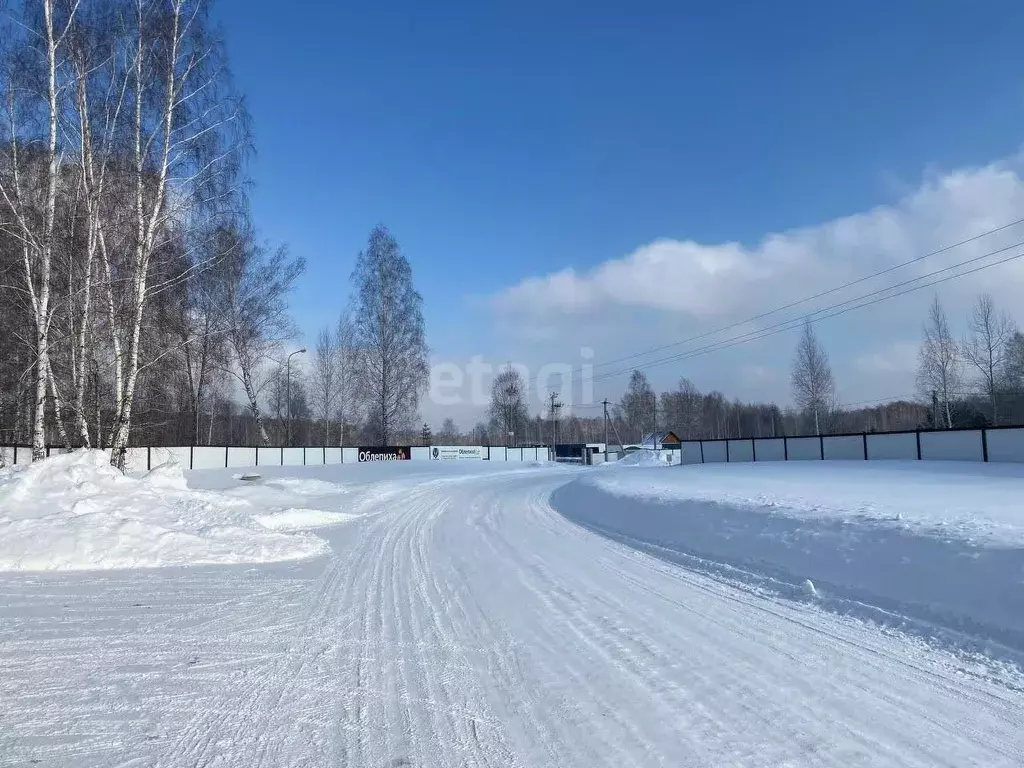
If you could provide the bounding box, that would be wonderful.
[588,241,1024,384]
[590,217,1024,373]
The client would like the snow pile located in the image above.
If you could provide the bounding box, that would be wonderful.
[0,450,331,571]
[615,449,672,467]
[256,508,360,531]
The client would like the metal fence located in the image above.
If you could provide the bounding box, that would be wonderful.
[601,424,1024,465]
[0,444,549,471]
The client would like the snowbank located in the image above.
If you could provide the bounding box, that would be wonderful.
[555,461,1024,655]
[589,460,1024,546]
[614,449,673,467]
[0,450,333,571]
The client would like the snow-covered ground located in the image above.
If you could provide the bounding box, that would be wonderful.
[1,455,1022,766]
[594,455,1024,545]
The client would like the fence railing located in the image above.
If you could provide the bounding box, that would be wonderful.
[602,424,1024,465]
[0,444,549,471]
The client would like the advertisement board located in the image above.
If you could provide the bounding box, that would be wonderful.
[357,446,411,462]
[431,446,485,460]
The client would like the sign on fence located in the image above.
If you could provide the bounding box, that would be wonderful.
[431,446,484,460]
[357,446,411,462]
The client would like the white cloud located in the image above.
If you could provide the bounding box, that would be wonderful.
[486,156,1024,406]
[854,341,920,375]
[493,159,1024,323]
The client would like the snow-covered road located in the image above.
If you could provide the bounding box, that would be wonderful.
[2,465,1022,767]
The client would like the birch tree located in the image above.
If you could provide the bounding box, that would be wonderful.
[0,0,82,459]
[350,224,429,445]
[791,318,835,435]
[310,325,338,445]
[102,0,251,468]
[334,313,356,447]
[620,370,656,442]
[212,226,305,445]
[961,294,1016,426]
[489,364,528,445]
[915,295,962,429]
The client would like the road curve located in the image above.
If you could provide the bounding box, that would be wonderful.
[2,466,1022,767]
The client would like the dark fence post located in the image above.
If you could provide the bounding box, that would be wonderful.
[280,446,284,465]
[982,428,989,462]
[751,438,757,462]
[303,447,307,466]
[13,445,17,465]
[783,436,789,461]
[189,445,194,470]
[862,432,868,460]
[323,446,326,464]
[256,447,260,466]
[915,431,922,460]
[819,434,824,460]
[725,440,730,462]
[147,447,152,471]
[699,441,705,463]
[225,445,229,468]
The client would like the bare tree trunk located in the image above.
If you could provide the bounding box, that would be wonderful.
[109,2,182,470]
[241,366,270,444]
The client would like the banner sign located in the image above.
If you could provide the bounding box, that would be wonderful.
[358,446,411,462]
[431,446,484,460]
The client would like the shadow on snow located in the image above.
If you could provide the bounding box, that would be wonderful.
[550,480,1024,672]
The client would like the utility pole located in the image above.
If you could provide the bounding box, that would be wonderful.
[602,398,610,450]
[548,392,562,454]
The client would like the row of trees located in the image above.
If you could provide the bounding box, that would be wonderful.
[0,0,257,467]
[0,1,431,467]
[470,292,1024,448]
[916,294,1024,429]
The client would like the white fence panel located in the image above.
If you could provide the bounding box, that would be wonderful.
[753,438,785,461]
[727,440,753,462]
[410,446,430,461]
[919,430,983,462]
[257,446,282,467]
[325,447,342,464]
[986,428,1024,462]
[702,442,727,463]
[123,447,149,473]
[0,447,12,466]
[227,447,256,468]
[342,447,359,464]
[823,435,864,461]
[151,447,190,468]
[786,437,822,460]
[303,447,325,466]
[192,446,225,469]
[866,432,917,460]
[12,446,31,465]
[282,448,304,467]
[681,441,703,464]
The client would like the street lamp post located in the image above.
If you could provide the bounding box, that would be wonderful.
[286,348,306,446]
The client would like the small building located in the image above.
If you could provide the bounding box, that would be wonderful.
[640,431,682,450]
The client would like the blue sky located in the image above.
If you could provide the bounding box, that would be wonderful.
[214,0,1024,423]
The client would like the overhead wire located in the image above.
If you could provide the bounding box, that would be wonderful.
[586,239,1024,384]
[589,217,1024,372]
